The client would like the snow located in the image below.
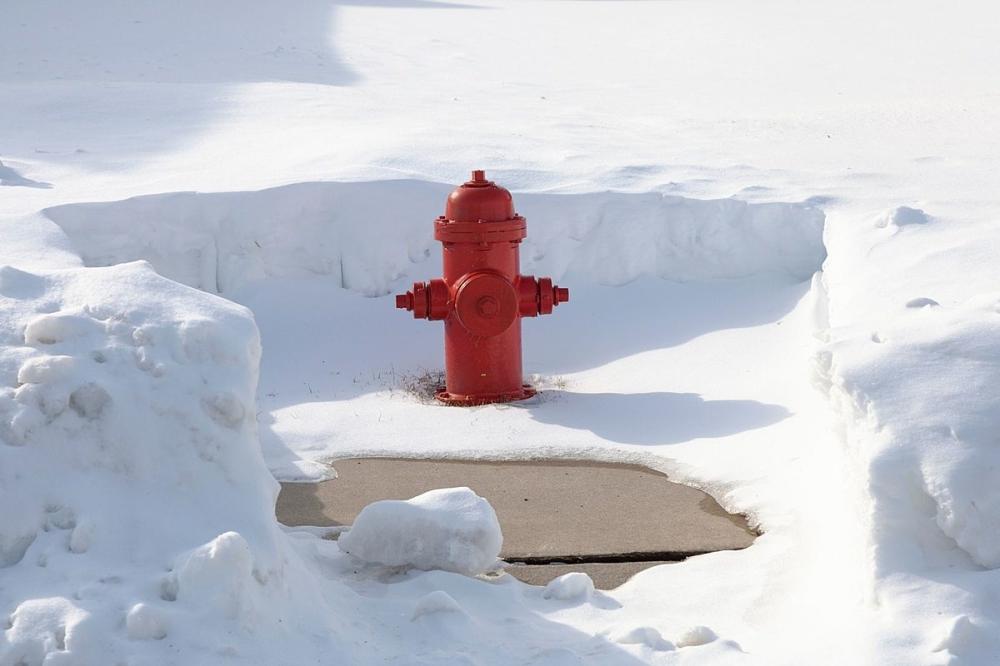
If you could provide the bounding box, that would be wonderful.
[125,603,168,641]
[543,573,596,603]
[610,626,674,652]
[339,487,503,576]
[40,185,825,296]
[2,0,1000,663]
[412,590,466,621]
[674,626,718,649]
[0,262,355,663]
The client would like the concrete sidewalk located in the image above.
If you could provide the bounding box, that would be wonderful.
[276,458,756,588]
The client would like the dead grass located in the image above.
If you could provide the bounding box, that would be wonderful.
[392,370,568,404]
[527,373,568,391]
[396,368,446,404]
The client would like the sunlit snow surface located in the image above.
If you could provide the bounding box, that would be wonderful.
[2,0,1000,664]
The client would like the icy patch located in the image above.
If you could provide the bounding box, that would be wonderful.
[43,181,826,296]
[338,487,503,576]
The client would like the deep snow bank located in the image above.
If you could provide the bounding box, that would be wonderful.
[819,293,1000,569]
[43,181,826,296]
[817,207,1000,661]
[0,261,345,664]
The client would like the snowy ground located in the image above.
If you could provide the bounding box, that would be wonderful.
[2,0,1000,664]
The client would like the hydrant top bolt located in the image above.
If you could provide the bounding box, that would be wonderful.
[464,170,491,189]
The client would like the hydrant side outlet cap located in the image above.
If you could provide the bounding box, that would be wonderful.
[454,272,519,337]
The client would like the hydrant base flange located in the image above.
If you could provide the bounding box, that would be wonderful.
[435,383,537,407]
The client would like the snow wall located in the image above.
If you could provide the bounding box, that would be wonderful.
[813,207,1000,660]
[42,180,827,296]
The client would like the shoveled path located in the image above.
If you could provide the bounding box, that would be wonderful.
[277,458,756,589]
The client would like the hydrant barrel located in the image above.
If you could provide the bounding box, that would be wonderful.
[395,170,569,406]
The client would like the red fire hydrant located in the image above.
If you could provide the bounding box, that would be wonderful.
[395,170,569,405]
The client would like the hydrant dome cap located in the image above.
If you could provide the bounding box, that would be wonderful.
[445,170,516,222]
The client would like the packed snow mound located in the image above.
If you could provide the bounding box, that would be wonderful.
[675,625,718,648]
[338,487,503,576]
[818,292,1000,569]
[43,181,826,296]
[411,591,466,621]
[543,572,595,602]
[0,261,343,664]
[610,626,674,652]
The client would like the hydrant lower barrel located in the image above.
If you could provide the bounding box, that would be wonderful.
[395,170,569,406]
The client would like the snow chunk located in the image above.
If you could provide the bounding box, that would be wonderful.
[0,529,37,568]
[5,597,82,661]
[542,572,595,602]
[68,519,94,554]
[200,391,246,429]
[611,626,674,651]
[905,297,939,309]
[411,590,464,620]
[126,602,168,640]
[338,487,502,576]
[44,505,76,530]
[933,615,976,652]
[24,311,100,346]
[174,532,255,620]
[876,206,931,229]
[675,625,718,647]
[17,355,78,385]
[68,383,110,419]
